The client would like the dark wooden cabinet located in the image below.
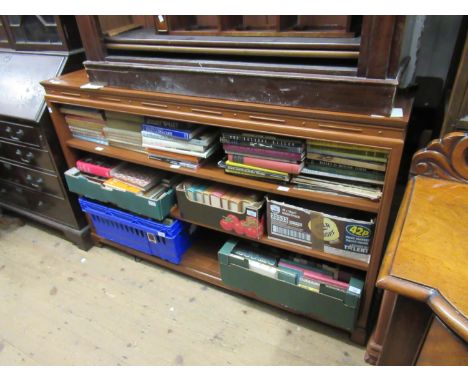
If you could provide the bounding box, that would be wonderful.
[75,15,406,116]
[0,16,91,249]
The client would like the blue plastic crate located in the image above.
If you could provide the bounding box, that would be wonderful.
[78,197,192,264]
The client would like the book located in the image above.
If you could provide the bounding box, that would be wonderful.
[69,126,107,139]
[103,178,141,194]
[223,144,304,162]
[146,147,204,164]
[232,243,278,266]
[60,106,104,121]
[106,118,142,132]
[224,150,301,164]
[291,175,382,200]
[228,154,303,174]
[65,115,106,130]
[141,129,219,151]
[110,163,164,191]
[221,130,305,149]
[142,119,207,140]
[302,162,385,185]
[143,139,220,158]
[209,186,228,208]
[308,140,389,154]
[76,157,122,178]
[225,160,291,182]
[71,134,109,146]
[307,145,388,164]
[141,131,216,153]
[105,110,144,124]
[147,155,200,170]
[306,153,387,172]
[221,133,304,153]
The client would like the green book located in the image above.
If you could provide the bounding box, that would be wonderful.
[106,118,142,132]
[307,145,388,163]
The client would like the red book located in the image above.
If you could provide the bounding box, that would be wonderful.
[76,157,121,178]
[228,154,303,174]
[223,144,304,161]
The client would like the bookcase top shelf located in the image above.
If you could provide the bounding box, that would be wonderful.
[42,69,412,132]
[66,137,380,214]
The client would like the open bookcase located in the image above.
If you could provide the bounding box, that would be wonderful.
[42,69,412,344]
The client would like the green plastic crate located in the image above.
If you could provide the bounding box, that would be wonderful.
[218,239,363,332]
[65,167,175,221]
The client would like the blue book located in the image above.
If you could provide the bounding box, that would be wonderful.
[142,118,206,140]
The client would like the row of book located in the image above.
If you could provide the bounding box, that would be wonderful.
[62,105,386,201]
[292,140,388,200]
[229,241,355,293]
[75,156,179,198]
[181,179,263,213]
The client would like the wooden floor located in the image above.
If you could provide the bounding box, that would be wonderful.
[0,216,366,365]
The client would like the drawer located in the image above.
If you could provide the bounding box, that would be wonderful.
[0,140,55,172]
[0,159,64,198]
[0,120,43,148]
[0,180,79,227]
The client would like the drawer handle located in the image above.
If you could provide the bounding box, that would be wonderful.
[318,123,363,133]
[16,149,34,164]
[61,92,81,97]
[6,126,24,140]
[191,108,222,116]
[100,97,122,103]
[249,116,286,124]
[141,102,168,109]
[26,174,43,190]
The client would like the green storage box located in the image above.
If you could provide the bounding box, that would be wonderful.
[65,167,175,221]
[218,239,363,332]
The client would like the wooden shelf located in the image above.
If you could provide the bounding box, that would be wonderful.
[170,206,369,271]
[66,138,380,213]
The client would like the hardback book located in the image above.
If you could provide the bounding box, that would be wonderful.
[301,165,384,185]
[291,175,382,200]
[307,143,388,163]
[209,186,228,208]
[69,126,107,139]
[65,115,106,130]
[141,129,219,149]
[142,119,207,140]
[103,178,142,194]
[76,156,122,178]
[105,118,142,132]
[105,110,144,124]
[223,144,304,162]
[71,134,109,146]
[225,160,291,182]
[147,155,201,170]
[224,150,301,164]
[110,163,164,191]
[308,139,389,153]
[146,147,203,164]
[141,130,218,153]
[143,139,220,158]
[60,106,105,121]
[221,131,305,153]
[306,152,387,172]
[228,154,304,174]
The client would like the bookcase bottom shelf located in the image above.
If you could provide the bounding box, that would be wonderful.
[89,227,364,342]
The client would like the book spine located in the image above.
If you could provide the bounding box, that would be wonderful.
[305,162,385,181]
[142,135,205,152]
[307,147,387,163]
[142,124,191,140]
[308,140,388,153]
[223,144,303,161]
[221,132,304,148]
[76,161,112,178]
[226,167,289,182]
[306,153,387,171]
[221,137,304,153]
[228,154,302,174]
[307,145,388,162]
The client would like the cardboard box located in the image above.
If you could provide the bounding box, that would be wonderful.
[266,197,374,263]
[176,181,264,239]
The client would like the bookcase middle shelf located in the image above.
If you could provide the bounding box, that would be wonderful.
[66,138,380,214]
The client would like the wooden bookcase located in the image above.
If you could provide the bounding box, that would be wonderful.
[42,69,412,344]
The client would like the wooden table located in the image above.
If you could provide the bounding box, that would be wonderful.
[365,132,468,365]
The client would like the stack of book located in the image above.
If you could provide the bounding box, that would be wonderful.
[61,106,107,145]
[76,156,175,199]
[220,130,305,182]
[142,118,220,169]
[291,140,388,200]
[103,111,144,153]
